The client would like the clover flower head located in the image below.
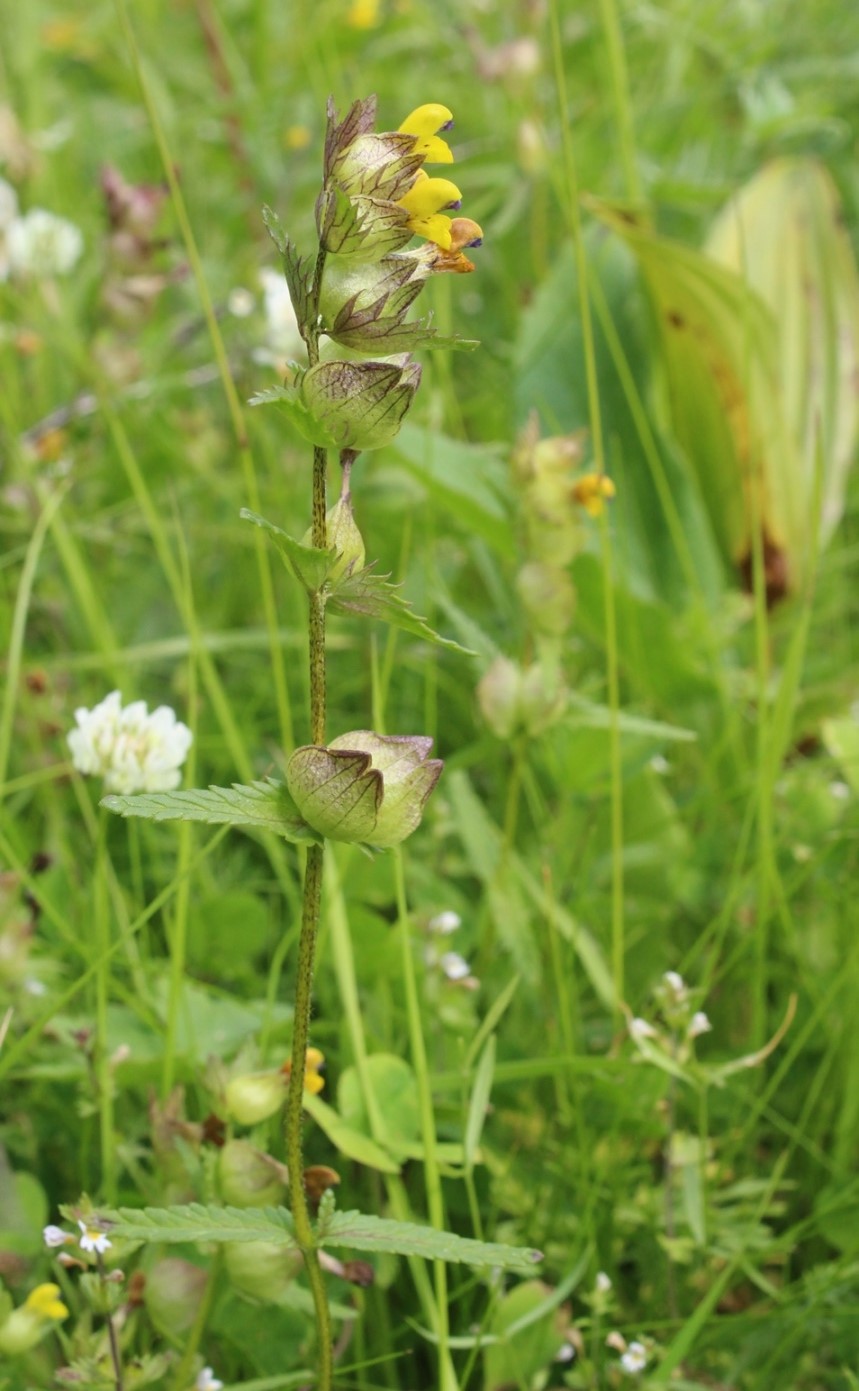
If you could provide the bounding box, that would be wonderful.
[78,1219,112,1254]
[43,1224,72,1248]
[620,1341,648,1374]
[6,208,83,278]
[571,472,616,517]
[68,689,192,794]
[196,1368,224,1391]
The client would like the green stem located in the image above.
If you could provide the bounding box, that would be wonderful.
[94,810,116,1204]
[283,252,332,1387]
[394,849,453,1391]
[284,841,332,1389]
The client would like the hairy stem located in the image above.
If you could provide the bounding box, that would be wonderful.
[283,248,332,1388]
[285,840,332,1389]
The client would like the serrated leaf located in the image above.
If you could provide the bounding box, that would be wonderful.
[248,383,338,448]
[108,1203,298,1246]
[261,204,288,255]
[329,565,475,654]
[321,1210,541,1272]
[101,780,318,844]
[241,508,338,593]
[106,1202,541,1273]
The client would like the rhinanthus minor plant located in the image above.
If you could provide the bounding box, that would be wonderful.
[93,96,538,1391]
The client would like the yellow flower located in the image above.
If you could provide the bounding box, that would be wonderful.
[282,1046,326,1095]
[397,171,462,250]
[398,104,455,164]
[430,216,484,273]
[347,0,380,26]
[571,472,616,517]
[24,1284,68,1322]
[284,124,311,151]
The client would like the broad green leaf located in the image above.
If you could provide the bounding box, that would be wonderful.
[101,780,317,844]
[588,197,812,596]
[706,159,859,561]
[483,1280,571,1390]
[329,565,475,654]
[822,717,859,794]
[338,1054,420,1153]
[388,423,515,557]
[241,509,338,594]
[301,1093,400,1174]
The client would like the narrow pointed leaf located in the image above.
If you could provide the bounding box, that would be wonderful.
[241,508,338,593]
[329,566,475,654]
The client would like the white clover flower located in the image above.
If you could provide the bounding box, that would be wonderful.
[427,910,461,935]
[78,1219,111,1254]
[662,970,686,996]
[43,1224,71,1248]
[595,1270,612,1293]
[688,1011,712,1039]
[196,1369,224,1391]
[255,266,303,364]
[68,690,192,794]
[6,208,83,278]
[620,1341,648,1374]
[628,1016,657,1042]
[440,951,471,982]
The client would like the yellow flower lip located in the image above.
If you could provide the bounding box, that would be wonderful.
[396,172,465,250]
[25,1284,69,1322]
[571,472,616,517]
[398,104,455,164]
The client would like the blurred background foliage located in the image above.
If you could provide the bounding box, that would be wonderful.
[2,0,859,1387]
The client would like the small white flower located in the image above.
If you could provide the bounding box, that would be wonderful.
[25,977,47,996]
[620,1340,648,1374]
[648,753,669,774]
[628,1016,657,1042]
[67,689,192,794]
[830,780,851,802]
[427,910,462,935]
[662,970,685,996]
[688,1011,712,1039]
[595,1270,612,1293]
[6,208,83,278]
[78,1219,112,1254]
[43,1224,71,1248]
[196,1369,224,1391]
[227,286,255,318]
[440,951,471,982]
[256,266,303,364]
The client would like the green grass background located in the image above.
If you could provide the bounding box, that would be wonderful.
[2,0,859,1387]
